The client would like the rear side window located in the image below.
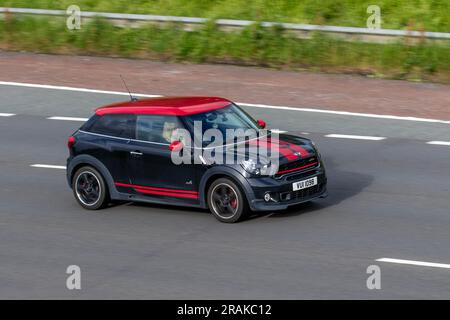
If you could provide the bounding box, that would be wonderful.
[80,114,100,131]
[87,114,135,139]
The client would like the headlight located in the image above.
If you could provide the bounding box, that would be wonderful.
[311,142,322,160]
[241,158,275,176]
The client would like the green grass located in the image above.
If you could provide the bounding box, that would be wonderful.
[1,0,449,32]
[1,16,449,83]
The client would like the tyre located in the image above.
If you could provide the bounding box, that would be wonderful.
[207,178,248,223]
[72,166,109,210]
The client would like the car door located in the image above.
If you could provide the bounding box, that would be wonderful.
[127,114,198,199]
[84,114,136,184]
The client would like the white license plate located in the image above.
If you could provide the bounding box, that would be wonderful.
[292,177,318,191]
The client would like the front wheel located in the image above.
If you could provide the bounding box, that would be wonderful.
[207,178,248,223]
[72,166,109,210]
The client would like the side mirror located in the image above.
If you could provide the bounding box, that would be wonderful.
[169,140,183,152]
[257,119,266,129]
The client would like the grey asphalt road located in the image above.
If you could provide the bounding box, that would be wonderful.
[1,85,450,299]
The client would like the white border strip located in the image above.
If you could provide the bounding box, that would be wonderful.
[47,116,89,122]
[0,113,15,117]
[30,164,66,170]
[325,134,386,140]
[427,141,450,146]
[1,81,450,124]
[377,258,450,269]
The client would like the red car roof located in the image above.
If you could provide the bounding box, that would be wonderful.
[95,96,232,116]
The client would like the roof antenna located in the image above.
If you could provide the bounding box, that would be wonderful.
[120,75,138,101]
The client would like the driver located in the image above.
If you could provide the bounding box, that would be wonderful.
[162,121,178,143]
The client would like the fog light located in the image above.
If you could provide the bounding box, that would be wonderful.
[280,192,291,201]
[264,192,271,202]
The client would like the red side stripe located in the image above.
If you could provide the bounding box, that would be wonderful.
[115,182,199,198]
[134,188,199,199]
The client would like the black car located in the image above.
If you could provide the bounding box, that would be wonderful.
[67,96,327,223]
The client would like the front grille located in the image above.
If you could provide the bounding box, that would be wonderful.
[276,156,318,177]
[286,170,318,181]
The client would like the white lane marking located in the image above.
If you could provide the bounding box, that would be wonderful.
[270,129,287,134]
[30,164,66,170]
[0,81,161,98]
[325,134,386,141]
[1,81,450,124]
[239,102,450,125]
[427,141,450,146]
[0,113,15,117]
[376,258,450,269]
[47,116,88,122]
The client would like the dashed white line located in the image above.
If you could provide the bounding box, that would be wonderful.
[270,129,287,134]
[376,258,450,270]
[30,164,66,170]
[1,81,450,124]
[47,116,88,122]
[325,134,386,141]
[0,113,15,117]
[427,141,450,146]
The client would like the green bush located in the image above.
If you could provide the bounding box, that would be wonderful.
[1,0,449,32]
[0,16,449,83]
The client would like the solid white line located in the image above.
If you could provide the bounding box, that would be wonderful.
[47,116,89,122]
[0,113,15,117]
[1,81,450,124]
[0,81,161,98]
[427,141,450,146]
[30,164,66,170]
[376,258,450,269]
[238,102,450,124]
[325,134,386,141]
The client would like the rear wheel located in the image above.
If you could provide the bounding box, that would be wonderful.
[72,166,109,210]
[207,178,248,223]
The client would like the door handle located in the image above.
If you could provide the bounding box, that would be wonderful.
[130,151,143,156]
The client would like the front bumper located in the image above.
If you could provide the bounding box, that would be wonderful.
[246,163,327,211]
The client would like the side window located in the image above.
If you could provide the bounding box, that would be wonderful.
[80,114,100,131]
[89,114,135,139]
[136,115,184,144]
